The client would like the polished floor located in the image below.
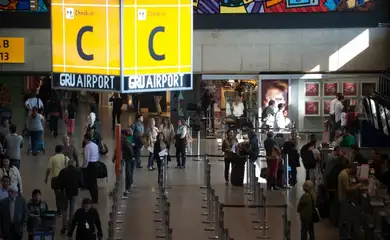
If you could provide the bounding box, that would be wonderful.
[10,100,338,240]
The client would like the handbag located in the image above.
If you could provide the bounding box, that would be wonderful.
[311,194,320,223]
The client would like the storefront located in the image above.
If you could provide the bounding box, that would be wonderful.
[198,73,379,132]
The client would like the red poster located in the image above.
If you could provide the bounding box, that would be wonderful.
[323,100,332,115]
[305,82,319,97]
[305,101,319,115]
[343,82,357,96]
[323,82,338,96]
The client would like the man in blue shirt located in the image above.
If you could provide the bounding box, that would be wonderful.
[0,176,10,201]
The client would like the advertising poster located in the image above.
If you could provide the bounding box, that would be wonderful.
[305,101,320,116]
[305,82,320,97]
[323,100,332,115]
[343,82,357,97]
[323,82,338,97]
[261,79,289,112]
[361,82,376,96]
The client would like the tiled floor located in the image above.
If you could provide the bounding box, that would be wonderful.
[11,100,338,240]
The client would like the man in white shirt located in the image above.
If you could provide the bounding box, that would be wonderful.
[329,93,343,140]
[83,134,100,203]
[334,99,344,132]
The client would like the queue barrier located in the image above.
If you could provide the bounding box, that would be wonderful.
[201,166,291,239]
[108,124,128,240]
[153,156,173,240]
[107,161,128,240]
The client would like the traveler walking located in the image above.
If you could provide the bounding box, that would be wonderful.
[62,135,80,167]
[109,93,123,131]
[27,107,45,156]
[46,94,63,137]
[0,157,22,194]
[159,117,174,163]
[0,188,28,240]
[65,102,76,136]
[58,159,83,234]
[4,124,23,169]
[44,145,69,215]
[264,131,280,190]
[68,198,103,240]
[26,189,49,240]
[82,134,100,204]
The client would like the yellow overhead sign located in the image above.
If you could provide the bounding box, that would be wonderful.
[51,0,120,75]
[51,0,193,92]
[0,37,25,63]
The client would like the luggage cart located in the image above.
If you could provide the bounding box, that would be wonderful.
[31,211,56,240]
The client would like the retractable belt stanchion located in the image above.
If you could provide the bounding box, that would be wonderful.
[282,204,291,240]
[257,191,270,239]
[194,130,203,161]
[284,154,291,189]
[202,162,212,210]
[204,189,217,231]
[107,124,125,240]
[244,156,250,190]
[247,162,256,201]
[209,196,222,239]
[200,154,209,190]
[163,155,169,190]
[218,124,225,162]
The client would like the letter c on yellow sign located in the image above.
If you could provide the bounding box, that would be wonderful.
[77,26,94,61]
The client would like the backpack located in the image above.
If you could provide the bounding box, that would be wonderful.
[96,161,108,179]
[300,144,316,169]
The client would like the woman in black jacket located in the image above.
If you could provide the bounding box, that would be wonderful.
[153,132,168,183]
[68,198,102,240]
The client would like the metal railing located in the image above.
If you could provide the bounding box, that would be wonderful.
[200,156,291,239]
[154,155,173,239]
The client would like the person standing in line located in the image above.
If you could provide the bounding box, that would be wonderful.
[153,132,168,183]
[58,159,82,235]
[119,129,135,193]
[65,101,76,136]
[109,93,123,131]
[131,115,144,168]
[146,118,159,171]
[82,134,100,204]
[27,107,44,156]
[261,100,276,131]
[68,198,103,240]
[46,94,63,138]
[0,188,28,240]
[298,180,317,240]
[175,119,187,169]
[44,145,69,216]
[264,131,280,190]
[232,96,245,136]
[62,135,80,167]
[159,117,175,163]
[329,93,342,140]
[340,102,348,131]
[4,124,23,169]
[221,129,238,184]
[0,158,23,194]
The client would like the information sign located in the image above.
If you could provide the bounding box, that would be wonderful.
[0,38,25,63]
[51,0,192,92]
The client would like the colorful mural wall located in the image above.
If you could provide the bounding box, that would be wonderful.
[193,0,374,14]
[0,0,49,12]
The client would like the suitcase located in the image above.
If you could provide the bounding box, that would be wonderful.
[230,162,245,187]
[27,137,46,154]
